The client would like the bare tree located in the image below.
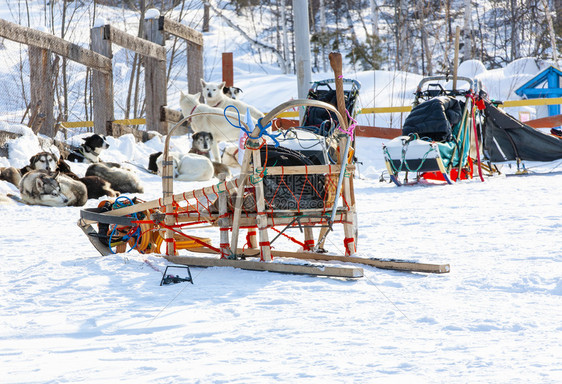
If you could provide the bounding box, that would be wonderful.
[202,0,290,73]
[542,0,559,66]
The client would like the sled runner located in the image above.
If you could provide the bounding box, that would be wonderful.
[383,76,480,186]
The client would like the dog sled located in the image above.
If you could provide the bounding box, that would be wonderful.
[77,54,449,277]
[383,76,482,186]
[480,99,562,174]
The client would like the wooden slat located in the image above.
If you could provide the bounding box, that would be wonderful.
[502,97,562,107]
[240,249,450,274]
[164,254,364,278]
[360,106,412,114]
[106,24,166,60]
[525,114,562,129]
[265,164,351,175]
[161,17,204,46]
[356,125,402,139]
[0,18,112,73]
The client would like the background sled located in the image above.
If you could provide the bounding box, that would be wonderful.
[383,76,478,186]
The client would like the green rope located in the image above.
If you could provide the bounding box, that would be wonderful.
[384,140,438,174]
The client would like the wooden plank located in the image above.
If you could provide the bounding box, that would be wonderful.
[502,97,562,107]
[356,125,402,139]
[144,18,168,135]
[91,26,114,135]
[28,46,55,137]
[161,17,204,46]
[106,122,152,142]
[60,121,94,128]
[0,18,111,74]
[164,254,364,278]
[187,41,204,95]
[264,164,351,176]
[360,106,412,114]
[240,249,450,274]
[251,142,272,261]
[106,24,166,60]
[222,52,233,86]
[525,114,562,128]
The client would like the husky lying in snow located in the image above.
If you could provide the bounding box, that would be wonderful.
[189,131,214,158]
[67,134,110,163]
[0,166,22,187]
[86,163,144,194]
[200,79,264,121]
[56,158,119,199]
[149,151,213,181]
[19,170,87,207]
[188,131,231,178]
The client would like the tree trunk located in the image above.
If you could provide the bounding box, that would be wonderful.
[416,2,432,75]
[543,0,559,66]
[320,0,326,71]
[510,0,519,61]
[463,0,472,60]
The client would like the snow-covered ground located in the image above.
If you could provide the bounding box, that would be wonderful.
[1,1,562,383]
[1,130,562,383]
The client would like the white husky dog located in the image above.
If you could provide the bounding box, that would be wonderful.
[19,170,87,207]
[19,170,67,206]
[180,91,256,163]
[155,151,214,182]
[200,79,264,121]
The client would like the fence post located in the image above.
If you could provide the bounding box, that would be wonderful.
[187,41,204,96]
[28,47,55,137]
[144,17,168,134]
[90,25,114,136]
[222,52,233,87]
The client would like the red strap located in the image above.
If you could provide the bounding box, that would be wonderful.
[343,237,355,255]
[304,239,315,251]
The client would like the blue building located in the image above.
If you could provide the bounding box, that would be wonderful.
[515,66,562,118]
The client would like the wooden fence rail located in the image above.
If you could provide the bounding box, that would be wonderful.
[0,16,203,137]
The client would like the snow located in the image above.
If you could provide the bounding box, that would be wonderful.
[144,8,161,20]
[2,2,562,383]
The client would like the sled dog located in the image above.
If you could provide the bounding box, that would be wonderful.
[189,131,214,158]
[67,134,110,163]
[0,166,22,187]
[152,151,214,182]
[56,158,118,199]
[86,163,144,194]
[18,170,69,207]
[180,91,255,162]
[56,173,88,206]
[223,86,243,100]
[200,79,264,121]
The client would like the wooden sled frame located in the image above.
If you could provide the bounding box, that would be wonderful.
[78,54,450,277]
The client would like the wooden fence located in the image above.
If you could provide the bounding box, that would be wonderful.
[0,16,203,137]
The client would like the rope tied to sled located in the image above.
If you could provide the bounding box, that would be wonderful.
[223,105,282,146]
[383,134,438,173]
[338,109,357,136]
